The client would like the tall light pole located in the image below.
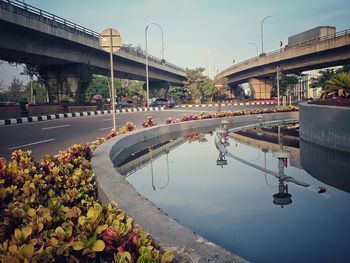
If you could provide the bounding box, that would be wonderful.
[160,46,168,58]
[276,66,280,106]
[248,42,259,56]
[145,22,164,107]
[261,15,274,54]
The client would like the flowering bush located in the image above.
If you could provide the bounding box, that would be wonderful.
[107,122,136,139]
[0,124,172,263]
[142,117,157,128]
[308,97,350,107]
[165,106,298,124]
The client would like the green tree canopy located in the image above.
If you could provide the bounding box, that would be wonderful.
[23,81,48,104]
[272,74,299,97]
[183,68,229,102]
[310,69,337,90]
[85,75,144,101]
[326,72,350,92]
[6,77,25,102]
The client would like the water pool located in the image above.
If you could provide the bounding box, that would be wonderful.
[120,128,350,263]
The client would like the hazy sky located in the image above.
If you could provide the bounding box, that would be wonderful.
[1,0,349,86]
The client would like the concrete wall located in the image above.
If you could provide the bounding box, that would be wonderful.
[0,106,22,119]
[27,104,64,116]
[91,111,298,263]
[299,102,350,152]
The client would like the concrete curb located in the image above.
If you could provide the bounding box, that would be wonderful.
[92,111,298,263]
[176,100,276,108]
[0,107,165,126]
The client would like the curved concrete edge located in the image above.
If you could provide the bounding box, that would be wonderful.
[91,111,298,263]
[299,102,350,153]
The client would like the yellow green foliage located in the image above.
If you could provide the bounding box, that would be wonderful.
[0,121,171,262]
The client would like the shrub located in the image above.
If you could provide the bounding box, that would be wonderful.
[0,123,172,263]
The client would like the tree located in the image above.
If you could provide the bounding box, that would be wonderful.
[85,75,110,101]
[74,64,93,103]
[117,79,144,100]
[23,81,48,104]
[167,86,188,101]
[326,72,350,95]
[213,77,229,101]
[6,77,25,102]
[183,68,207,100]
[85,76,145,102]
[337,64,350,74]
[310,69,336,90]
[272,74,298,97]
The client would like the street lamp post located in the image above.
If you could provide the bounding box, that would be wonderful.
[261,15,274,54]
[248,42,259,56]
[160,46,168,59]
[145,22,164,107]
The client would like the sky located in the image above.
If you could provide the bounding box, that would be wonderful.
[1,0,349,87]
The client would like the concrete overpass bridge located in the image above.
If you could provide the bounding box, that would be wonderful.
[217,28,350,99]
[0,0,186,101]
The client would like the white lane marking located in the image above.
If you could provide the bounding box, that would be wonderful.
[102,118,121,121]
[42,124,71,130]
[9,138,55,150]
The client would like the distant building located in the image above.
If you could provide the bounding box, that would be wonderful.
[288,26,336,47]
[301,66,340,99]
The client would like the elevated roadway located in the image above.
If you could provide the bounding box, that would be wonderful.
[217,28,350,98]
[0,0,186,88]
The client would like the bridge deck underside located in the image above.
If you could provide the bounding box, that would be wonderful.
[0,19,185,85]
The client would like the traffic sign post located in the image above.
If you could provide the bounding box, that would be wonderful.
[99,28,122,131]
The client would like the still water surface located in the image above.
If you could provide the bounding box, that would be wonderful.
[123,132,350,263]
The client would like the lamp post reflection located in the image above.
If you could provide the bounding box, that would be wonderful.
[150,148,170,191]
[215,121,309,207]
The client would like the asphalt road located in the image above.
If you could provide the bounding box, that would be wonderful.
[0,104,273,161]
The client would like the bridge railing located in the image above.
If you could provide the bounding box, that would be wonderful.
[1,0,100,38]
[218,28,350,77]
[1,0,185,73]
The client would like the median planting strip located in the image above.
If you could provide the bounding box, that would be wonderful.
[0,106,298,262]
[176,100,276,108]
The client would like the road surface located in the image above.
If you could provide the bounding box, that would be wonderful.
[0,105,271,160]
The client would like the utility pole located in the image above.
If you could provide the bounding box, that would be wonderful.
[276,66,280,106]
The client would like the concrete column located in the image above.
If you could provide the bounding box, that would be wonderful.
[249,78,273,99]
[40,64,92,103]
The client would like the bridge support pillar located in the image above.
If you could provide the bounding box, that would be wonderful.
[249,78,272,99]
[144,80,170,98]
[40,64,92,103]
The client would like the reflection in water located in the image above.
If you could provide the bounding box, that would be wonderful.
[123,124,350,263]
[150,148,170,191]
[300,139,350,193]
[215,121,309,207]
